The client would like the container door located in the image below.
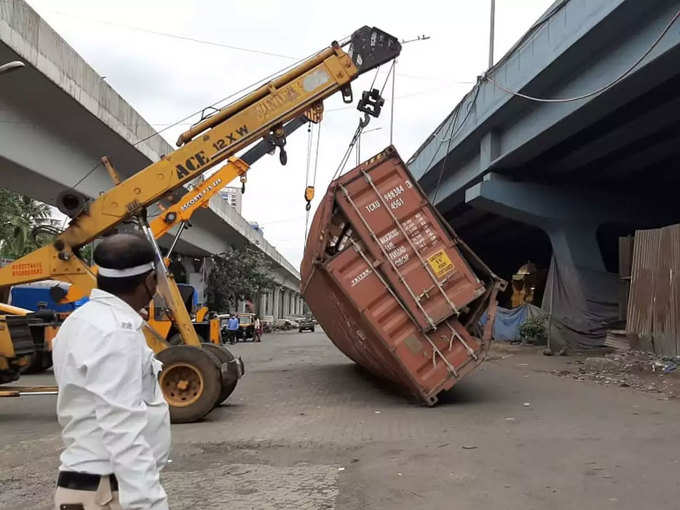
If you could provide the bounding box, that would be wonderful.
[335,153,485,331]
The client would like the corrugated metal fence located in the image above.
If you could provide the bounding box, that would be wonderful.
[627,225,680,356]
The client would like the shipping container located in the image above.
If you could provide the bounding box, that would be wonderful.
[301,146,504,405]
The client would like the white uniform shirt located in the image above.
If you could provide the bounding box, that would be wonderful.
[53,289,170,510]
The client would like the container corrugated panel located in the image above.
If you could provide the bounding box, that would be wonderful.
[301,146,503,404]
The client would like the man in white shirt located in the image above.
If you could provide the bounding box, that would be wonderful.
[53,233,170,510]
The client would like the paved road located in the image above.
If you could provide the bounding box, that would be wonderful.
[1,331,679,509]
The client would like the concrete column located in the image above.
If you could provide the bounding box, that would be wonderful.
[256,292,263,315]
[465,178,668,271]
[273,287,281,319]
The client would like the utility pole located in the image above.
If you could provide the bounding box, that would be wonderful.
[489,0,496,68]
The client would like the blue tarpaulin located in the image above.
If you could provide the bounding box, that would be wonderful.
[481,304,545,342]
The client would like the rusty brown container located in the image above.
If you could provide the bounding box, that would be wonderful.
[301,146,503,405]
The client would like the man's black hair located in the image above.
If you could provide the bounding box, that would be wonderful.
[94,233,155,295]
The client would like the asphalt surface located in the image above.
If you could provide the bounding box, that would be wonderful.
[1,330,679,509]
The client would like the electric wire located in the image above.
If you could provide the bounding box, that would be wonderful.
[484,7,680,103]
[51,10,297,60]
[70,45,326,188]
[71,161,103,190]
[430,82,481,204]
[133,46,326,147]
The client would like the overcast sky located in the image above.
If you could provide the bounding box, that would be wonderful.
[26,0,554,269]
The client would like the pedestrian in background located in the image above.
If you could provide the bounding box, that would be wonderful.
[227,314,240,344]
[254,316,262,342]
[53,233,170,510]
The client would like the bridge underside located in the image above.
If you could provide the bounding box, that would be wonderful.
[0,2,302,308]
[411,0,680,347]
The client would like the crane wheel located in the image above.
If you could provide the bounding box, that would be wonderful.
[201,343,242,406]
[19,353,43,374]
[19,352,52,374]
[155,345,222,423]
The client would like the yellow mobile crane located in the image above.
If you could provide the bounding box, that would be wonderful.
[3,113,318,379]
[0,26,401,422]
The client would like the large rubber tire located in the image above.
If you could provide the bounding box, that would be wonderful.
[20,352,44,374]
[202,343,240,405]
[155,345,222,423]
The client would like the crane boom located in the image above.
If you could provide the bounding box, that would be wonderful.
[0,26,401,290]
[151,114,312,240]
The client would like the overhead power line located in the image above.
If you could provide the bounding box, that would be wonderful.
[484,6,680,103]
[50,10,297,60]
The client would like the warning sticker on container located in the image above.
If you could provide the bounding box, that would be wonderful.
[427,250,454,278]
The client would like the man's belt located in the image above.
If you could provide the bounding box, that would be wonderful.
[57,471,119,492]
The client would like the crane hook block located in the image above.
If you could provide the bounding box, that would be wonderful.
[305,186,315,203]
[357,88,385,118]
[305,185,314,210]
[280,148,288,166]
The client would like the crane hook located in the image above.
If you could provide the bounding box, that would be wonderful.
[304,185,315,211]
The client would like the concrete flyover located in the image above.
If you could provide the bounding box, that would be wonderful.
[408,0,680,346]
[0,0,304,317]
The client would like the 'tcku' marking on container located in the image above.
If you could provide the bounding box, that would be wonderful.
[365,200,380,213]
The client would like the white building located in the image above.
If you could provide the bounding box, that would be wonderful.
[219,187,242,215]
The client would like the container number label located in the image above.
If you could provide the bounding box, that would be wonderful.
[427,250,454,278]
[350,268,372,287]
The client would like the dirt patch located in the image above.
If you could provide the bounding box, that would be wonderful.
[553,350,680,399]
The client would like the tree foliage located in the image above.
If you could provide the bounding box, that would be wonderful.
[0,188,54,259]
[206,246,276,312]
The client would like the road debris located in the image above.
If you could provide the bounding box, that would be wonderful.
[552,350,680,399]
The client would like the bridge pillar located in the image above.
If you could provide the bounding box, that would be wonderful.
[465,177,668,348]
[273,287,281,319]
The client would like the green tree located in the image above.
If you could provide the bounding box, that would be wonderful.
[206,246,276,312]
[0,188,54,259]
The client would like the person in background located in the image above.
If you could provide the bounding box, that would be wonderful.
[227,314,240,344]
[254,316,262,343]
[53,233,170,510]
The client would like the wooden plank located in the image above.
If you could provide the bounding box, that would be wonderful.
[618,235,634,321]
[671,225,680,357]
[654,226,672,355]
